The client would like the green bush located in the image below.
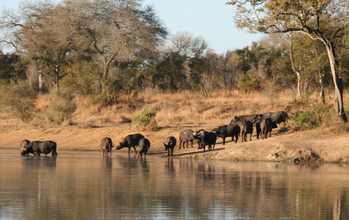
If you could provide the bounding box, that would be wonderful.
[132,107,158,130]
[292,105,332,130]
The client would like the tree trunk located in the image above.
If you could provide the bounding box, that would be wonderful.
[38,70,43,94]
[54,64,60,91]
[296,72,301,97]
[318,70,325,105]
[287,38,302,97]
[324,41,347,122]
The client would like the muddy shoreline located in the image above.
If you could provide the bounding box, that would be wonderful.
[1,124,349,164]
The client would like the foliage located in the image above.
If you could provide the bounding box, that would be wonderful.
[132,107,158,130]
[40,91,77,125]
[236,69,260,93]
[0,80,37,122]
[226,0,349,122]
[292,105,332,130]
[0,0,348,124]
[0,54,26,84]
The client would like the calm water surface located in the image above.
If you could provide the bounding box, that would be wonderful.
[1,149,349,219]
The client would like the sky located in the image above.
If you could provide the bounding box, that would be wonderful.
[0,0,264,54]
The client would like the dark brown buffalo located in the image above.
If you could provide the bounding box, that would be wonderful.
[20,139,30,151]
[239,121,253,142]
[21,140,57,157]
[138,138,151,157]
[261,111,289,125]
[255,117,277,139]
[193,129,217,152]
[255,120,262,139]
[116,133,144,154]
[179,129,195,149]
[163,136,177,156]
[260,118,273,139]
[212,124,240,145]
[229,114,259,124]
[100,137,113,156]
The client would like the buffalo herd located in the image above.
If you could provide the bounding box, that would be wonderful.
[20,111,289,157]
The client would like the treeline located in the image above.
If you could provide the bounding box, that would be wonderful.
[1,0,349,106]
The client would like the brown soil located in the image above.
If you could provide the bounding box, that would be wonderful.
[1,91,349,164]
[1,116,349,164]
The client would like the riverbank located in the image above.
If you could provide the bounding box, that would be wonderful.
[1,91,349,164]
[1,117,349,164]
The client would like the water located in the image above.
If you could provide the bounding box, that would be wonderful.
[1,149,349,220]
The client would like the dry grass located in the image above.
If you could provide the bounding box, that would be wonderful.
[30,89,340,130]
[2,89,349,162]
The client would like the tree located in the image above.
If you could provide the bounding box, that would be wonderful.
[226,0,349,122]
[0,1,74,92]
[65,0,167,98]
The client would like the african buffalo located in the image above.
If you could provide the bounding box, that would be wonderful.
[21,140,57,157]
[255,120,262,139]
[261,111,289,125]
[260,118,273,139]
[100,137,113,156]
[163,136,177,156]
[116,133,144,154]
[239,121,253,142]
[138,138,151,157]
[20,139,30,152]
[193,129,217,152]
[229,114,259,125]
[179,129,195,149]
[212,124,240,145]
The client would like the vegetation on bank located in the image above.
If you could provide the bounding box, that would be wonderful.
[0,0,349,130]
[0,88,348,135]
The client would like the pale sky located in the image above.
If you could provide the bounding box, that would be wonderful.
[0,0,264,54]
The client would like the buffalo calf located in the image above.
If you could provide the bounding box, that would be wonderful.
[163,136,177,156]
[138,138,151,157]
[100,137,113,156]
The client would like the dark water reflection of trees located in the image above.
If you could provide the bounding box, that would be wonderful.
[1,150,349,219]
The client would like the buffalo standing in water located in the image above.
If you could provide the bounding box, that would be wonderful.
[138,138,151,157]
[116,133,144,154]
[100,137,114,156]
[21,140,57,157]
[163,136,177,157]
[20,139,30,150]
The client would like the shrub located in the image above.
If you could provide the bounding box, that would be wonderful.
[41,91,77,125]
[132,107,158,130]
[292,104,332,130]
[0,80,37,122]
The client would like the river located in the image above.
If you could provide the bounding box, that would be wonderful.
[1,149,349,219]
